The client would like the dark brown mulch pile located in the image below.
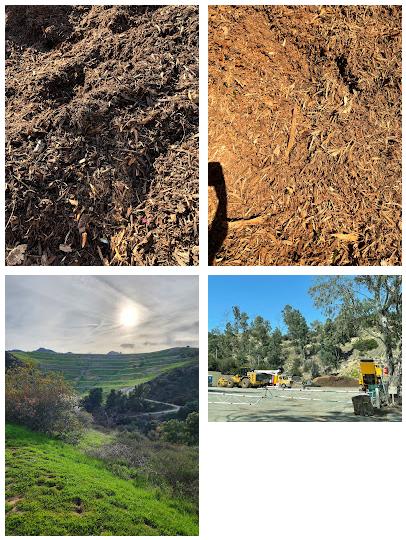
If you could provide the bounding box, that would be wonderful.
[6,5,199,266]
[209,5,401,266]
[313,376,358,388]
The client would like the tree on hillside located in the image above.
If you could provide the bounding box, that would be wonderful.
[208,307,253,372]
[319,319,342,371]
[310,276,402,384]
[333,305,360,344]
[177,399,199,420]
[268,328,284,369]
[282,305,309,362]
[309,320,324,341]
[105,389,127,414]
[208,308,285,372]
[208,328,236,371]
[230,306,250,365]
[81,387,103,412]
[127,384,150,412]
[185,411,199,445]
[231,306,250,334]
[247,315,272,368]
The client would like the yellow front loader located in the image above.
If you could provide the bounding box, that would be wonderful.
[217,367,270,389]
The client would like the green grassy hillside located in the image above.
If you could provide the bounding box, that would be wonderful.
[11,348,198,394]
[5,424,198,536]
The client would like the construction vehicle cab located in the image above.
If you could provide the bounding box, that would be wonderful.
[256,369,293,388]
[359,359,384,392]
[276,375,293,388]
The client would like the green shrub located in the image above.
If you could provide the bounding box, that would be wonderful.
[160,412,198,446]
[177,400,198,420]
[353,338,379,352]
[149,446,199,505]
[86,433,198,509]
[5,365,89,441]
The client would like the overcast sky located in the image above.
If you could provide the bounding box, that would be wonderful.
[6,276,199,354]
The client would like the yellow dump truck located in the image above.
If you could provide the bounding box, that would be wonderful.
[359,359,385,391]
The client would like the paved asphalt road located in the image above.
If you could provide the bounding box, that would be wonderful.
[208,386,402,422]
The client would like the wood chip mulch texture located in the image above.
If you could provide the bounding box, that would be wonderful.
[6,5,199,266]
[208,5,401,266]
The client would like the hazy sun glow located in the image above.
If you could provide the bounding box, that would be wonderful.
[119,305,138,328]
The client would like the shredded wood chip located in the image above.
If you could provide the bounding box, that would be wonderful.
[59,244,73,253]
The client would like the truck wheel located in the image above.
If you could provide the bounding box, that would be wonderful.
[281,383,286,389]
[241,378,250,388]
[227,379,234,388]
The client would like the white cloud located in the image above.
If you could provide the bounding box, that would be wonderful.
[6,275,199,353]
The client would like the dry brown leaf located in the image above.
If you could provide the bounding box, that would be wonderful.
[6,244,27,265]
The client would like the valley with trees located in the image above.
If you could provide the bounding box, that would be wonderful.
[6,349,199,535]
[209,276,402,389]
[5,275,199,536]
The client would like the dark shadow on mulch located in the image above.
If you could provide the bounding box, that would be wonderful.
[208,162,228,265]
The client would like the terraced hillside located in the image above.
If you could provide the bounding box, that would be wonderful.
[11,348,198,394]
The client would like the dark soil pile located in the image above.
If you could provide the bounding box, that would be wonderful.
[209,6,401,266]
[6,5,199,266]
[313,376,358,388]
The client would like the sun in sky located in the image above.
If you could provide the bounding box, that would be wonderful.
[119,304,139,328]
